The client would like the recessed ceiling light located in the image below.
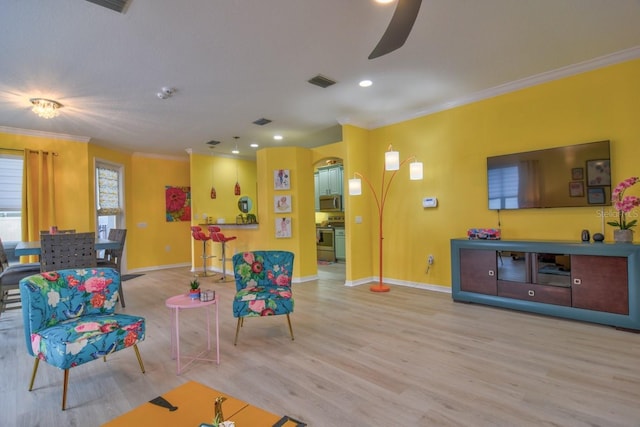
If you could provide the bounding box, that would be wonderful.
[359,80,373,87]
[375,0,394,4]
[274,135,283,141]
[250,143,259,148]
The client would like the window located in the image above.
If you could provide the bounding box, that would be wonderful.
[488,166,519,209]
[95,162,124,239]
[0,155,23,241]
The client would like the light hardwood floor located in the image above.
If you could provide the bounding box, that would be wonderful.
[1,265,639,427]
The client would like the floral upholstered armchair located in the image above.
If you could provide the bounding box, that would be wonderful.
[232,251,295,345]
[19,268,146,410]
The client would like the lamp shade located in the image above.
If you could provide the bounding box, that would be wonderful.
[410,161,423,180]
[348,178,362,195]
[385,150,400,171]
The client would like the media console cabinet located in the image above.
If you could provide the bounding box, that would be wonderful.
[451,238,640,331]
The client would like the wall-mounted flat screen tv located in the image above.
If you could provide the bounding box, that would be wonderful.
[487,140,611,210]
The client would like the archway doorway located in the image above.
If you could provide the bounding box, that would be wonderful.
[313,157,346,282]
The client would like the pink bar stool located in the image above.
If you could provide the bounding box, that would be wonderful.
[207,226,237,281]
[190,226,213,276]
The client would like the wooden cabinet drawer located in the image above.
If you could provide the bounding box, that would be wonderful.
[498,281,571,306]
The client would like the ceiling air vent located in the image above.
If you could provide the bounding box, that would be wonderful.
[85,0,129,13]
[252,118,272,126]
[307,74,336,88]
[206,140,221,146]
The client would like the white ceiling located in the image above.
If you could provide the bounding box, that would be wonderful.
[2,0,640,160]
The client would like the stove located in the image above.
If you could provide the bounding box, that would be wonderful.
[325,215,345,228]
[316,215,345,262]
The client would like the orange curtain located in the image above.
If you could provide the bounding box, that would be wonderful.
[21,150,56,248]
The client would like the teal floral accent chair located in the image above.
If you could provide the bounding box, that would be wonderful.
[19,268,146,410]
[232,251,295,345]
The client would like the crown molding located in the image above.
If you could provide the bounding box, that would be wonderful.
[0,126,91,142]
[367,46,640,130]
[131,151,189,161]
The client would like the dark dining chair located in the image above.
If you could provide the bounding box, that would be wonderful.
[40,229,76,235]
[39,232,97,272]
[0,237,41,316]
[97,228,127,307]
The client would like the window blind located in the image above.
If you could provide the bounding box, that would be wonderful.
[96,166,121,215]
[0,156,23,211]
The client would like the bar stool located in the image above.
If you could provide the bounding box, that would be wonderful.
[207,226,237,281]
[191,226,214,276]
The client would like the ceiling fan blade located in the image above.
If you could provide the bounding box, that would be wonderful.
[368,0,422,60]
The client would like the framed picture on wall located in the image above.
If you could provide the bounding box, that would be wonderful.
[274,169,290,190]
[165,185,191,222]
[586,159,611,186]
[587,187,606,205]
[275,217,292,238]
[571,167,584,180]
[569,181,584,197]
[274,195,292,213]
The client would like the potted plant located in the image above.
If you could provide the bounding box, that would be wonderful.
[607,176,640,243]
[189,278,201,300]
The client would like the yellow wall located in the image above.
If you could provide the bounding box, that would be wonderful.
[257,147,317,280]
[0,133,92,234]
[345,58,640,289]
[127,154,191,270]
[189,153,258,224]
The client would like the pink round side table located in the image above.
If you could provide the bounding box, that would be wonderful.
[165,293,219,375]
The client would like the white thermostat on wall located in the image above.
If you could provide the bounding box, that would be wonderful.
[422,197,438,208]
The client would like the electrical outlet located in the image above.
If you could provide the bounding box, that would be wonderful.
[428,255,434,265]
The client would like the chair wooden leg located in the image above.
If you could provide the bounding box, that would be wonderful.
[133,344,145,373]
[234,317,243,346]
[286,314,294,341]
[62,369,69,410]
[118,281,126,308]
[28,357,40,391]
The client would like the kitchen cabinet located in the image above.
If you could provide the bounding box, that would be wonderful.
[334,228,345,260]
[451,239,640,330]
[316,165,343,196]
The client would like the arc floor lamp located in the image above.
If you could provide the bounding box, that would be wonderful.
[348,145,423,292]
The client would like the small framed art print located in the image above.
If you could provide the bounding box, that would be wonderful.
[274,169,290,190]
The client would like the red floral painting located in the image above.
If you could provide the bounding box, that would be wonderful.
[165,186,191,222]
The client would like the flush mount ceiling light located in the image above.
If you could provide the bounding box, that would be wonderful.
[30,98,63,119]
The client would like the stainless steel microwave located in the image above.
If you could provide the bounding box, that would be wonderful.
[319,195,342,212]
